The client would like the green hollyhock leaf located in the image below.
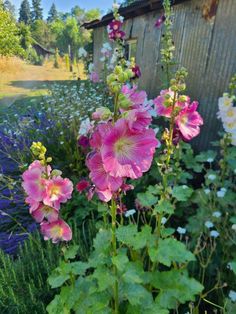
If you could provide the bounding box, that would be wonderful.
[112,249,129,272]
[160,228,175,238]
[48,272,70,289]
[149,238,195,266]
[122,282,153,307]
[64,245,79,260]
[116,225,155,250]
[137,191,158,207]
[195,150,217,162]
[92,267,115,291]
[228,261,236,275]
[122,262,149,285]
[154,199,174,215]
[152,270,203,309]
[127,304,169,314]
[171,185,193,201]
[70,261,89,276]
[93,229,111,252]
[97,203,108,213]
[230,216,236,224]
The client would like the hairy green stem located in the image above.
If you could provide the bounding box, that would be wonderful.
[111,198,119,314]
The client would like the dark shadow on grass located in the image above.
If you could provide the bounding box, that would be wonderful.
[9,80,85,90]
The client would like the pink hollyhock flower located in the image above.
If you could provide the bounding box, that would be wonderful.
[26,196,40,213]
[126,108,152,133]
[132,65,141,79]
[90,122,112,150]
[43,177,73,210]
[175,102,203,141]
[153,89,175,118]
[90,71,100,83]
[96,188,113,202]
[109,20,122,31]
[22,160,49,202]
[109,30,126,41]
[40,219,72,243]
[121,85,147,107]
[31,204,59,223]
[87,152,123,192]
[154,89,188,118]
[76,180,90,193]
[78,135,89,149]
[101,119,159,179]
[155,15,166,28]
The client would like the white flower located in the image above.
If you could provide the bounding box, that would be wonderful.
[78,47,87,58]
[103,42,112,50]
[210,230,219,238]
[218,94,234,112]
[229,290,236,302]
[208,174,216,181]
[217,188,227,198]
[161,217,167,225]
[124,209,136,217]
[177,227,186,235]
[205,221,214,229]
[79,118,93,135]
[207,158,214,163]
[204,188,211,195]
[212,211,221,218]
[232,224,236,231]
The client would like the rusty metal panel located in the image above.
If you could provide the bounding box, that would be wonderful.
[92,0,236,150]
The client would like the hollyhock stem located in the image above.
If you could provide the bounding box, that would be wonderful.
[114,92,119,122]
[167,91,177,163]
[111,198,119,313]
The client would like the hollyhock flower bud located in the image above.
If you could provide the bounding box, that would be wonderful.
[92,107,112,121]
[76,180,90,193]
[40,219,72,243]
[155,15,166,28]
[78,135,90,149]
[132,65,141,79]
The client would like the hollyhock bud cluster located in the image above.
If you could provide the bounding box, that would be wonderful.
[155,15,166,28]
[22,143,73,243]
[217,93,236,145]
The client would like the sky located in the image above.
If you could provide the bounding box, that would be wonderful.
[11,0,114,18]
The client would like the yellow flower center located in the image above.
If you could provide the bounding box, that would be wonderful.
[223,99,232,107]
[50,185,60,199]
[114,138,133,157]
[51,225,63,238]
[227,109,234,117]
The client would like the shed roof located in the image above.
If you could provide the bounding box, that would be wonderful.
[83,0,190,29]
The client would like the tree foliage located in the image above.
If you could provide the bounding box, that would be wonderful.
[19,0,31,24]
[0,5,24,56]
[47,2,58,23]
[31,0,43,22]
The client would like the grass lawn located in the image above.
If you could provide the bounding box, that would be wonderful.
[0,57,85,110]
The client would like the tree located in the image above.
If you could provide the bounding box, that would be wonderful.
[3,0,15,18]
[18,22,32,49]
[19,0,31,24]
[31,19,55,49]
[31,0,43,22]
[47,3,58,23]
[0,6,24,56]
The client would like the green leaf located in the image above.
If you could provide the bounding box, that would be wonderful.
[64,245,79,260]
[122,282,153,307]
[171,185,193,202]
[48,272,70,289]
[149,238,195,266]
[112,249,129,272]
[137,191,158,207]
[92,267,115,291]
[122,262,147,284]
[154,199,174,215]
[228,261,236,275]
[97,203,108,213]
[195,150,217,162]
[116,225,155,250]
[93,229,111,252]
[151,270,203,309]
[230,216,236,224]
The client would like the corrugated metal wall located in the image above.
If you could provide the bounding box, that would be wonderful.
[93,0,236,150]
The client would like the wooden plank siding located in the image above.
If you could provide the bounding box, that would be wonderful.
[92,0,236,150]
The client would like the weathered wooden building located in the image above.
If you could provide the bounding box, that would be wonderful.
[84,0,236,150]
